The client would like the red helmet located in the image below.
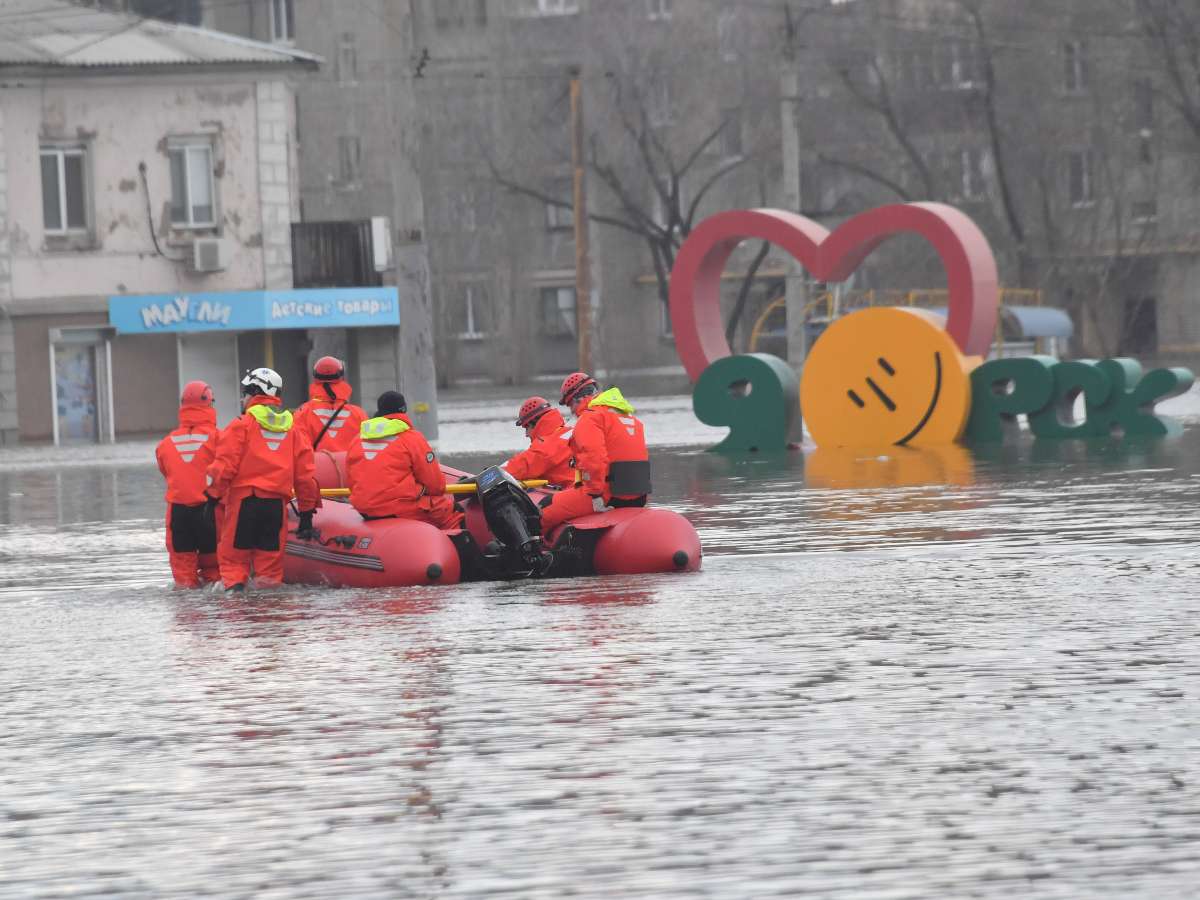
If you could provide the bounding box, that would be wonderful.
[313,356,344,382]
[559,372,598,407]
[180,380,214,407]
[516,396,554,428]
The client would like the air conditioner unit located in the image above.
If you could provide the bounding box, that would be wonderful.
[190,238,229,273]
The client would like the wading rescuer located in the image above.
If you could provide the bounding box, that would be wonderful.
[155,381,221,588]
[502,396,575,489]
[539,372,651,534]
[205,367,321,591]
[346,391,464,530]
[294,356,367,453]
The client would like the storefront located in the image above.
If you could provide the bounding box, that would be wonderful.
[103,287,401,440]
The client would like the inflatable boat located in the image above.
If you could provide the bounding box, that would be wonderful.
[282,451,702,588]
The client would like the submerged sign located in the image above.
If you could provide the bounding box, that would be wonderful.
[108,287,400,334]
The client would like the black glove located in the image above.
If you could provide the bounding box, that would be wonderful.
[456,473,476,484]
[296,510,316,540]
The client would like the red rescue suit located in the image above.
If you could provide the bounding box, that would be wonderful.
[346,413,463,530]
[206,396,321,588]
[155,403,220,587]
[294,380,368,453]
[503,408,575,488]
[541,388,651,534]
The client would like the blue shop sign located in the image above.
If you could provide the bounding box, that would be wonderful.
[108,287,400,334]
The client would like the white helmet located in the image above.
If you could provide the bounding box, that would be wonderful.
[241,367,282,398]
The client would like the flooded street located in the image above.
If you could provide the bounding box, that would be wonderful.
[3,392,1200,898]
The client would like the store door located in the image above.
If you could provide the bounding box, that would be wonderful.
[178,333,239,427]
[50,327,115,446]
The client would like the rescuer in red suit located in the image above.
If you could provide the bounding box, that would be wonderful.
[155,380,221,588]
[346,390,464,530]
[539,372,652,535]
[294,355,368,453]
[205,367,321,591]
[502,396,575,488]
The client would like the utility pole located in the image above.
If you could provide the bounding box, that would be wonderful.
[780,64,808,377]
[569,66,593,373]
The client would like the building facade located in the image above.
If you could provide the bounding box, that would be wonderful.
[0,3,327,444]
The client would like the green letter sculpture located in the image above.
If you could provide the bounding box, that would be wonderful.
[1085,358,1193,438]
[694,353,799,452]
[1029,360,1113,439]
[964,356,1056,443]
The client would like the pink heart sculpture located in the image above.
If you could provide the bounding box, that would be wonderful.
[667,203,999,381]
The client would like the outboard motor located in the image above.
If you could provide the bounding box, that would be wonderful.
[475,466,552,577]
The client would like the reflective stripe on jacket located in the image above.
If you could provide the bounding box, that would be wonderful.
[205,396,320,510]
[346,412,447,518]
[294,380,367,453]
[156,404,219,505]
[503,408,575,488]
[570,387,649,499]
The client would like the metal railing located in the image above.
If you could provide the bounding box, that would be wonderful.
[746,288,1044,357]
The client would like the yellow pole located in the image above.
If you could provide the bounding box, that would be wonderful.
[318,480,550,499]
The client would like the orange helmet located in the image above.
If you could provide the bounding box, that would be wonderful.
[180,380,214,407]
[559,372,598,407]
[313,356,344,382]
[516,396,554,428]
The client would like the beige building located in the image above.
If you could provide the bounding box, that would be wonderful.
[0,1,320,444]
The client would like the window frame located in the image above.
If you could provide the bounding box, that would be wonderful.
[1067,149,1095,208]
[545,181,574,231]
[1062,39,1087,93]
[534,0,579,15]
[646,0,672,21]
[455,283,492,340]
[337,135,362,185]
[39,144,91,236]
[336,32,358,83]
[540,285,577,337]
[167,140,218,230]
[269,0,294,43]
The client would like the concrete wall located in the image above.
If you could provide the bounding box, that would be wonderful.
[2,76,282,308]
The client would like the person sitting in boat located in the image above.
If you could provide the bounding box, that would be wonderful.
[293,355,368,453]
[539,372,651,535]
[155,380,221,588]
[205,367,321,592]
[501,396,575,489]
[346,390,464,530]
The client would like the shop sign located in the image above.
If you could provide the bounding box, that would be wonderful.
[108,287,400,334]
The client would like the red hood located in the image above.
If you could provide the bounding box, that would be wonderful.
[381,412,414,428]
[178,405,217,428]
[529,407,566,439]
[308,380,354,404]
[245,395,282,411]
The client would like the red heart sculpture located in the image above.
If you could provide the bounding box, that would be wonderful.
[667,203,999,381]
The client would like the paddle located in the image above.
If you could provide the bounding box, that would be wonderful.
[319,480,548,499]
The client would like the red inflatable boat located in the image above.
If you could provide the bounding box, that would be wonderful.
[283,451,702,588]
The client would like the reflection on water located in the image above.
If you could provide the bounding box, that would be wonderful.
[3,406,1200,897]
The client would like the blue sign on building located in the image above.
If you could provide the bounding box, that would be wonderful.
[108,287,401,334]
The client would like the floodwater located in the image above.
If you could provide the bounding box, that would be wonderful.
[3,391,1200,898]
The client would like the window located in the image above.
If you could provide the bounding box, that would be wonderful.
[950,41,979,89]
[959,148,986,200]
[1062,40,1086,93]
[40,146,88,234]
[1067,150,1094,207]
[337,136,362,183]
[337,33,357,83]
[1131,199,1157,224]
[533,0,578,15]
[717,9,738,62]
[452,284,492,339]
[168,143,216,227]
[540,286,576,336]
[546,181,573,230]
[269,0,294,42]
[647,76,672,126]
[647,0,672,20]
[1133,78,1154,131]
[719,108,743,158]
[446,189,476,231]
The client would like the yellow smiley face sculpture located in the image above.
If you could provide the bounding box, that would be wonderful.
[800,307,977,448]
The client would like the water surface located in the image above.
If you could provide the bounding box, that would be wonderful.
[2,393,1199,898]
